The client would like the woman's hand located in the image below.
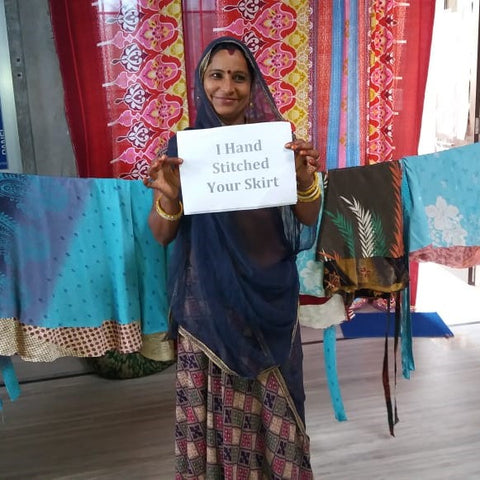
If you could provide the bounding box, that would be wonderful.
[144,154,184,246]
[285,139,320,190]
[143,154,183,200]
[285,139,321,226]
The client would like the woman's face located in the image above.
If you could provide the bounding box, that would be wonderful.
[203,48,252,125]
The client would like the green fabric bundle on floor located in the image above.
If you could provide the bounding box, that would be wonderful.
[87,351,174,379]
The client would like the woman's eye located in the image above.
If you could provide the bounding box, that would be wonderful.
[234,74,247,82]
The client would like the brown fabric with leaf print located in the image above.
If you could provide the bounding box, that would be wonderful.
[317,161,409,303]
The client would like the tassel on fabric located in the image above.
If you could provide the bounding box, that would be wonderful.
[323,325,347,421]
[381,293,401,436]
[0,356,21,412]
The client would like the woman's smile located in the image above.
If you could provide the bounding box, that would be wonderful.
[214,96,239,105]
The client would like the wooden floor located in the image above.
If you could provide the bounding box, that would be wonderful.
[1,322,480,479]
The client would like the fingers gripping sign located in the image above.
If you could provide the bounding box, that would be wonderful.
[143,153,183,201]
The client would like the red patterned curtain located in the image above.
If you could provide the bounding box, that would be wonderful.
[49,0,112,178]
[49,1,435,176]
[390,1,436,160]
[368,1,435,164]
[49,0,189,179]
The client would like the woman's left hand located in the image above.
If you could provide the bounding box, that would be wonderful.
[285,139,320,190]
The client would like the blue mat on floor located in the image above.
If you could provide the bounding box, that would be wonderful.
[340,311,454,338]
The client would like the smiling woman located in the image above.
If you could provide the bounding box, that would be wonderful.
[202,47,252,125]
[143,36,321,479]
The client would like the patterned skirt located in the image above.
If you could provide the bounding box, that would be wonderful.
[175,332,313,480]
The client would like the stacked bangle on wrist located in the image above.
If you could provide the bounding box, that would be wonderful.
[297,172,321,203]
[155,196,183,221]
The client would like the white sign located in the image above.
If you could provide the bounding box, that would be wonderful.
[177,121,297,215]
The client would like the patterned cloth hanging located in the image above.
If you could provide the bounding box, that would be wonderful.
[402,142,480,267]
[216,0,312,141]
[0,173,172,362]
[316,160,412,436]
[296,176,347,422]
[367,0,396,164]
[49,0,190,179]
[317,161,408,303]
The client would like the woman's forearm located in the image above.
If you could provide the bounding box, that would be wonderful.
[292,196,321,226]
[148,190,183,246]
[292,171,321,225]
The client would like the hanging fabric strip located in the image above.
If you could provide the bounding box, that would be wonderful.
[357,0,368,166]
[393,291,401,427]
[382,321,394,436]
[311,0,333,171]
[297,181,346,420]
[401,285,415,379]
[367,0,395,164]
[346,0,360,168]
[391,1,435,160]
[0,356,20,411]
[337,1,348,169]
[380,292,403,436]
[326,0,345,170]
[323,326,347,421]
[381,299,399,437]
[400,179,415,379]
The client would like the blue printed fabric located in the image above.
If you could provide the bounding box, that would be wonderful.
[296,175,325,297]
[402,143,480,256]
[0,173,169,340]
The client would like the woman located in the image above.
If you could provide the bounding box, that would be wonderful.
[145,36,321,479]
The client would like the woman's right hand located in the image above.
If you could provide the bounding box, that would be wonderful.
[145,154,184,245]
[143,154,183,200]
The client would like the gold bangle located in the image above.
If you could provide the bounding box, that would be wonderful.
[155,196,183,221]
[297,172,319,196]
[297,186,321,203]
